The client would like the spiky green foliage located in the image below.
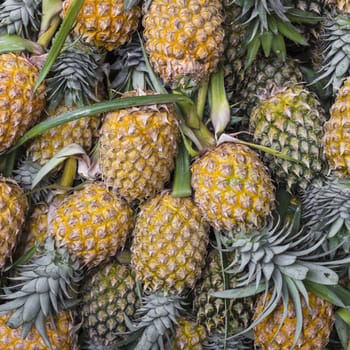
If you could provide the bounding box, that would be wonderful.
[302,177,350,252]
[203,333,253,350]
[0,239,81,348]
[46,38,102,110]
[0,0,41,39]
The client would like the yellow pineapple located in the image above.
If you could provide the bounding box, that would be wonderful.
[0,177,28,269]
[0,310,76,349]
[142,0,225,86]
[0,52,45,153]
[254,292,334,349]
[191,142,275,234]
[62,0,141,51]
[172,318,207,350]
[99,90,180,203]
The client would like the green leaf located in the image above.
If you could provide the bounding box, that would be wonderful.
[211,283,266,299]
[276,19,308,45]
[335,313,350,350]
[7,94,192,153]
[286,9,321,24]
[0,35,44,55]
[245,35,261,68]
[261,31,273,57]
[33,0,84,93]
[271,34,286,61]
[338,308,350,326]
[4,245,38,272]
[304,281,345,307]
[275,189,292,221]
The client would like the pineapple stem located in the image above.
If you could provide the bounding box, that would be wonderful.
[192,122,216,150]
[58,157,77,188]
[37,16,61,48]
[172,139,192,198]
[195,79,209,121]
[173,91,200,129]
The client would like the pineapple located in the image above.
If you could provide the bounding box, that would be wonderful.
[99,90,180,203]
[191,142,275,234]
[324,77,350,175]
[0,52,45,153]
[0,177,28,269]
[0,310,76,349]
[129,191,209,349]
[172,318,207,350]
[142,0,225,87]
[62,0,141,51]
[250,85,326,190]
[80,258,139,348]
[254,292,334,349]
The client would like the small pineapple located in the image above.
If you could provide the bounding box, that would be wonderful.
[0,52,45,153]
[99,90,180,203]
[254,292,334,349]
[80,258,139,348]
[191,142,275,234]
[250,85,326,190]
[142,0,225,87]
[62,0,141,51]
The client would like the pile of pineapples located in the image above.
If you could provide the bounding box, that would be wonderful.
[1,0,350,349]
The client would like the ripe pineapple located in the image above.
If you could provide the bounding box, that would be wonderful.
[254,292,334,349]
[172,318,207,350]
[0,310,76,350]
[324,77,350,175]
[142,0,225,87]
[191,142,275,234]
[0,177,28,269]
[130,191,209,349]
[99,90,180,203]
[62,0,141,51]
[250,85,326,190]
[0,52,46,153]
[80,258,139,348]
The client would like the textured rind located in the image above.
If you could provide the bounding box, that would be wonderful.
[191,142,275,234]
[62,0,141,51]
[0,178,28,269]
[99,91,179,203]
[324,78,350,175]
[81,261,138,347]
[327,0,350,13]
[27,104,100,166]
[143,0,225,84]
[131,192,209,294]
[254,292,334,350]
[49,182,133,268]
[0,310,75,349]
[0,53,46,152]
[173,318,207,350]
[250,86,326,190]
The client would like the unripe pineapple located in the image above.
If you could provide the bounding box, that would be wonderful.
[0,52,45,152]
[62,0,141,51]
[254,292,334,349]
[49,182,133,268]
[131,191,208,294]
[250,85,326,190]
[80,259,139,347]
[324,77,350,175]
[191,142,275,234]
[0,177,28,269]
[99,90,180,203]
[172,318,207,350]
[193,249,255,335]
[0,310,76,349]
[143,0,225,86]
[27,103,100,166]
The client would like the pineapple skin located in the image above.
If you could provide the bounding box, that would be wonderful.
[131,192,209,295]
[254,292,334,350]
[48,182,133,268]
[250,86,326,190]
[142,0,225,85]
[99,90,180,203]
[81,261,139,347]
[324,77,350,176]
[0,53,45,153]
[0,178,28,269]
[62,0,141,51]
[0,310,75,349]
[191,143,275,234]
[172,318,207,350]
[27,104,100,166]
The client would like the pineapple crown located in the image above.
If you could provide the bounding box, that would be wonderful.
[213,205,350,348]
[46,38,102,111]
[313,13,350,93]
[0,238,81,349]
[0,0,41,40]
[302,177,350,252]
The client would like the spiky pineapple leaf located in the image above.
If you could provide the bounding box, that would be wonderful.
[33,0,84,93]
[172,140,191,197]
[304,281,345,307]
[0,34,43,54]
[211,283,266,299]
[335,313,349,349]
[337,308,350,325]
